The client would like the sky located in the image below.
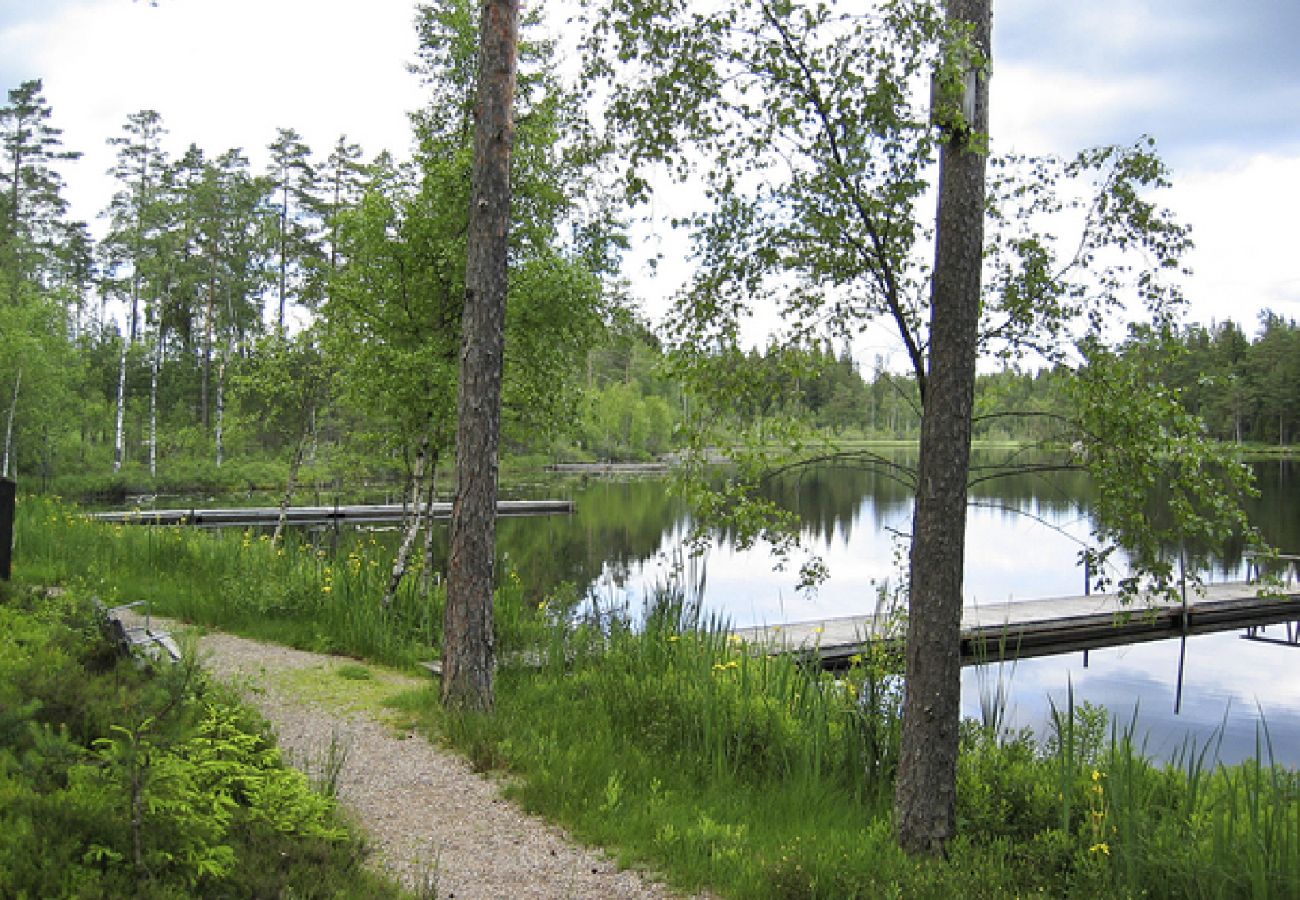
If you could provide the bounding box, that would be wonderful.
[2,0,1298,356]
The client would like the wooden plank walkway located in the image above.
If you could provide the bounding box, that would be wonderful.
[94,600,182,666]
[92,499,576,527]
[733,581,1300,667]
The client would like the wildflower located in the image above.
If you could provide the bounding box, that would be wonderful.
[537,600,548,612]
[727,634,743,644]
[322,585,332,594]
[813,626,824,634]
[1089,842,1110,856]
[667,635,680,643]
[1091,769,1103,782]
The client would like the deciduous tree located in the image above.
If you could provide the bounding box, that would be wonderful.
[583,0,1255,855]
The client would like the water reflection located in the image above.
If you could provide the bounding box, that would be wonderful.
[962,631,1300,767]
[506,456,1299,764]
[534,455,1298,626]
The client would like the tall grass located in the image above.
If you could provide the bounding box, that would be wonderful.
[17,496,1300,897]
[13,496,539,669]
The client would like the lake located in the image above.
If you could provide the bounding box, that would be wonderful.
[493,452,1300,765]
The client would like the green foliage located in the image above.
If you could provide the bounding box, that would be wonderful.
[15,496,551,668]
[1073,329,1261,599]
[0,586,408,898]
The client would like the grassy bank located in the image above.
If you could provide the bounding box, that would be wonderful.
[429,621,1299,898]
[12,502,1300,898]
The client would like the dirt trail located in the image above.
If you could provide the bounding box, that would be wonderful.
[121,613,685,899]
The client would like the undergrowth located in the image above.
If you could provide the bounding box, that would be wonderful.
[0,584,411,898]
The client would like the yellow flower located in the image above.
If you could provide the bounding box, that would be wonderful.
[667,635,680,643]
[1091,769,1103,782]
[1089,842,1110,856]
[322,585,332,594]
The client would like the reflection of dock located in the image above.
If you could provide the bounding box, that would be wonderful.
[92,500,576,527]
[546,462,672,474]
[734,582,1300,666]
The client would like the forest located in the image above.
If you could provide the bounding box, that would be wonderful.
[2,53,1297,498]
[3,0,1299,894]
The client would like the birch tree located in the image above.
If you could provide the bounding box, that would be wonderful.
[582,0,1256,855]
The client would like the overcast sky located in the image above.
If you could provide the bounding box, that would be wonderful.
[2,0,1297,352]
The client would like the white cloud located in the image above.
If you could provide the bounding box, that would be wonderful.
[1173,153,1300,328]
[992,62,1170,156]
[14,0,425,227]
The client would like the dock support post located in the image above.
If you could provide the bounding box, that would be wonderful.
[1082,556,1091,668]
[0,478,15,580]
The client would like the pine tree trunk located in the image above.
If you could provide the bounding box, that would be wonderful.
[2,369,19,479]
[894,0,991,857]
[443,0,520,712]
[201,278,215,428]
[113,340,128,472]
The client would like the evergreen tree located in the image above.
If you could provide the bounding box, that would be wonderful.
[266,127,319,330]
[0,79,81,304]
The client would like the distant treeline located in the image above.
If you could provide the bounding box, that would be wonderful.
[579,313,1299,458]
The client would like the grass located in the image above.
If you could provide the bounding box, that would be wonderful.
[13,494,545,670]
[421,616,1300,898]
[12,496,1300,898]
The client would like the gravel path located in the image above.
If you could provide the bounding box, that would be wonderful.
[122,614,687,899]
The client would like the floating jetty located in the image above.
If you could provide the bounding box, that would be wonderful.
[92,499,575,527]
[734,581,1300,666]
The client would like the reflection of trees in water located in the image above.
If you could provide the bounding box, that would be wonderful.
[1248,459,1300,554]
[744,449,1093,550]
[436,457,1295,602]
[493,478,687,603]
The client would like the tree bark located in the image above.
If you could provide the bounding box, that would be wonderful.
[894,0,991,857]
[272,421,310,547]
[214,353,227,468]
[384,430,431,610]
[442,0,520,712]
[113,339,128,472]
[2,369,19,479]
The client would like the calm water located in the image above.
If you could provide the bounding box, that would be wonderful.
[494,453,1300,765]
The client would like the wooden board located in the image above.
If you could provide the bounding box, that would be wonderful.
[93,500,576,527]
[732,581,1300,666]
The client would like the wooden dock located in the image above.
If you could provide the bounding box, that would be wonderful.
[733,581,1300,666]
[92,499,576,527]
